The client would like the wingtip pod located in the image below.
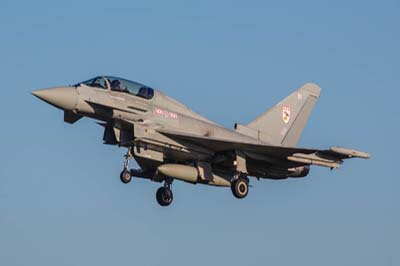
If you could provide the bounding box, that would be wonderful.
[330,147,371,159]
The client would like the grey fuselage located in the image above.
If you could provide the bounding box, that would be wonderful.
[32,76,371,206]
[76,82,265,149]
[33,77,310,185]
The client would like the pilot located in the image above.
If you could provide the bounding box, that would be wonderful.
[138,87,148,98]
[110,79,121,91]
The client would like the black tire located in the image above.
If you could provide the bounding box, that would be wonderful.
[231,177,249,199]
[120,169,132,184]
[156,187,173,206]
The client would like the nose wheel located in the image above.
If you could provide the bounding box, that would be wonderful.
[120,147,133,184]
[156,180,173,206]
[120,169,132,184]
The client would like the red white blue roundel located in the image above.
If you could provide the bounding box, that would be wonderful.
[282,105,291,124]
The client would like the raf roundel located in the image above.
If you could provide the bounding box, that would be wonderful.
[282,105,291,124]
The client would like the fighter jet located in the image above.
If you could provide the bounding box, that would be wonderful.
[32,76,370,206]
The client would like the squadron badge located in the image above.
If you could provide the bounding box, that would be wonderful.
[282,105,291,124]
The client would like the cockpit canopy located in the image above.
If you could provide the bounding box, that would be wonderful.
[79,76,154,100]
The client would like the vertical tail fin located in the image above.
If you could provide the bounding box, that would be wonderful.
[245,83,321,147]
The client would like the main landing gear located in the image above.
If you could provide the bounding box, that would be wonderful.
[119,148,247,205]
[231,175,249,199]
[156,180,173,207]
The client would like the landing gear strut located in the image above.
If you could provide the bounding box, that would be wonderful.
[120,147,133,184]
[156,179,173,206]
[231,175,249,199]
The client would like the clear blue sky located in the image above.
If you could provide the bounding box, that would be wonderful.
[0,0,398,265]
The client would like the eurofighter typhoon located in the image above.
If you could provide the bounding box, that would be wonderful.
[32,76,370,206]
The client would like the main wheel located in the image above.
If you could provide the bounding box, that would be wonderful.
[156,186,173,206]
[120,169,132,184]
[231,177,249,199]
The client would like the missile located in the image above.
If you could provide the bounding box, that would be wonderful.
[287,155,340,168]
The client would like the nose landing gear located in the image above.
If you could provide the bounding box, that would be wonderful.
[120,148,133,184]
[120,169,132,184]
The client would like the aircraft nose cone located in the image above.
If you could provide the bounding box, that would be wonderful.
[32,87,78,110]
